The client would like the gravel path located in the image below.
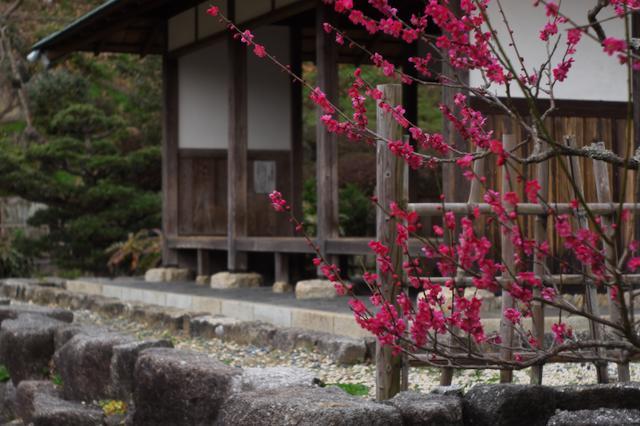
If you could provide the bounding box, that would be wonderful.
[74,309,640,398]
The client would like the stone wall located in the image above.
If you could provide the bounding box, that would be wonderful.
[1,279,640,425]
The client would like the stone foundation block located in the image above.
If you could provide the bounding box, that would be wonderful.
[217,386,401,425]
[272,281,293,293]
[133,348,240,425]
[0,314,66,385]
[54,332,134,401]
[210,272,262,289]
[295,280,336,300]
[144,268,191,283]
[195,275,210,286]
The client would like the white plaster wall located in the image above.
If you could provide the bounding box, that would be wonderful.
[177,26,292,151]
[178,39,229,150]
[470,1,627,101]
[248,26,292,151]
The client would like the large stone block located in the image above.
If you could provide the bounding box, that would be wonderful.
[463,384,557,426]
[109,339,173,400]
[231,367,320,392]
[547,408,640,426]
[53,324,105,351]
[145,268,191,283]
[15,380,103,426]
[0,305,73,324]
[210,272,262,289]
[217,386,402,425]
[315,334,367,365]
[383,391,463,426]
[189,315,239,339]
[133,348,240,425]
[0,381,16,423]
[221,321,277,346]
[53,332,134,401]
[0,314,66,385]
[555,382,640,411]
[15,381,59,425]
[295,280,336,300]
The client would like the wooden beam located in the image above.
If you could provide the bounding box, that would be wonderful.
[375,84,405,401]
[315,3,340,267]
[227,1,249,272]
[161,54,179,266]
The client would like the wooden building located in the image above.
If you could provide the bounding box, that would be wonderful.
[30,1,631,282]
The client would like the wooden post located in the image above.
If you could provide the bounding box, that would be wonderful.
[274,252,290,284]
[161,54,179,267]
[499,133,517,383]
[227,0,248,272]
[315,3,340,271]
[375,84,405,400]
[565,136,609,383]
[197,249,211,277]
[530,132,549,385]
[593,141,631,382]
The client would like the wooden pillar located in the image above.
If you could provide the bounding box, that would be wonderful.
[161,54,179,266]
[274,252,290,284]
[197,249,211,276]
[227,0,248,272]
[290,25,304,224]
[375,84,405,401]
[315,3,339,270]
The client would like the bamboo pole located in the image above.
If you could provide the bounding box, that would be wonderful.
[593,141,631,381]
[531,133,549,385]
[375,84,404,400]
[565,136,609,383]
[440,154,486,386]
[409,202,640,216]
[499,133,517,383]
